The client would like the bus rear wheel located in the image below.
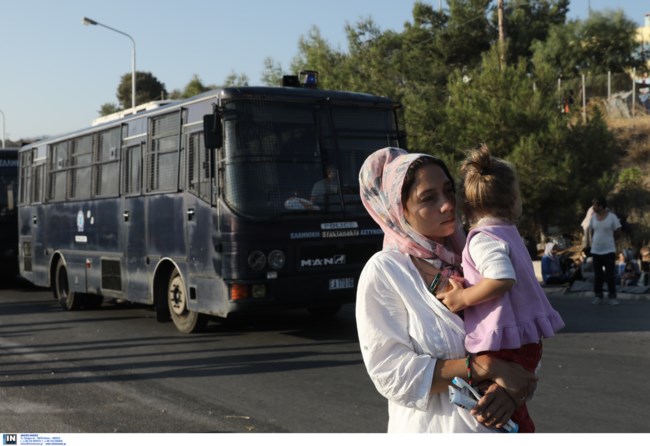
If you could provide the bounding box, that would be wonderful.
[54,260,82,311]
[167,269,207,334]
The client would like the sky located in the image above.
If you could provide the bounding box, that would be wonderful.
[1,0,648,142]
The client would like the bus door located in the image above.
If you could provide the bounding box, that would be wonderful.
[122,141,150,303]
[184,130,228,316]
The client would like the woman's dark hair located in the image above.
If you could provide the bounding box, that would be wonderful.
[401,156,455,205]
[592,196,607,207]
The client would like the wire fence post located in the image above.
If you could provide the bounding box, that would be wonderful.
[632,68,636,119]
[582,74,587,123]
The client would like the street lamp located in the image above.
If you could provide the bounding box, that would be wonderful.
[82,16,136,110]
[0,110,5,149]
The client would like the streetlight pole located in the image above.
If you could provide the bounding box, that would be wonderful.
[0,110,5,149]
[82,17,136,110]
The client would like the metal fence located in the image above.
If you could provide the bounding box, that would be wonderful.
[558,71,650,120]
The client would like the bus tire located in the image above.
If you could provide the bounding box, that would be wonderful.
[167,268,207,334]
[54,260,82,311]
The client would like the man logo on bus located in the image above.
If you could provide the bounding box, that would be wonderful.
[300,255,346,267]
[3,434,17,445]
[77,210,85,233]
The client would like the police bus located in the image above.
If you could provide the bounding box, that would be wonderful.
[0,147,19,281]
[18,73,405,333]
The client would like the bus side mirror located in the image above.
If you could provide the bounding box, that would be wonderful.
[203,114,223,149]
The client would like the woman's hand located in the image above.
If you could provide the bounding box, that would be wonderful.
[472,355,538,405]
[471,383,517,430]
[435,278,467,312]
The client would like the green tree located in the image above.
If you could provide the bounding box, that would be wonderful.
[261,58,284,86]
[117,71,167,109]
[498,0,569,64]
[182,74,217,97]
[223,72,250,87]
[290,26,348,90]
[532,10,641,77]
[98,103,120,117]
[440,46,618,237]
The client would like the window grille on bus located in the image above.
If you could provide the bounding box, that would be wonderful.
[19,152,32,205]
[94,128,120,197]
[188,132,211,202]
[147,112,180,193]
[69,134,92,200]
[48,142,69,202]
[123,144,142,195]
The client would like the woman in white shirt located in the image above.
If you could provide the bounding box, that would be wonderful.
[356,147,536,433]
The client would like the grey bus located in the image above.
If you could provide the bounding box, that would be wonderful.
[18,79,405,333]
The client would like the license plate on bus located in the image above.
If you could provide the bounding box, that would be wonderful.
[329,278,354,290]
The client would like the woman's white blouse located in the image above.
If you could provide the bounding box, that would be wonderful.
[356,249,491,433]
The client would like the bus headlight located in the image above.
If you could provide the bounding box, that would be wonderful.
[267,250,286,270]
[247,251,266,271]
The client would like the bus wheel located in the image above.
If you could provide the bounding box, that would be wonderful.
[54,260,81,311]
[167,269,207,334]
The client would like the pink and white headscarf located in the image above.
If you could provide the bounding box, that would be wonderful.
[359,147,465,276]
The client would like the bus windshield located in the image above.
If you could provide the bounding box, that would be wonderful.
[222,99,400,218]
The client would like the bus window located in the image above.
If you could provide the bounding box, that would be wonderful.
[70,134,93,200]
[95,127,121,197]
[222,102,325,217]
[48,141,69,201]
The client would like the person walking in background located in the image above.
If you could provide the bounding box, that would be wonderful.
[436,145,564,433]
[581,205,594,256]
[587,197,621,305]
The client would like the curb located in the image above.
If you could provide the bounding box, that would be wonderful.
[544,287,650,301]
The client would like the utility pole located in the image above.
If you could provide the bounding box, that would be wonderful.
[497,0,505,67]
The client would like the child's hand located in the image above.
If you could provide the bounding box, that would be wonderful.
[435,277,467,312]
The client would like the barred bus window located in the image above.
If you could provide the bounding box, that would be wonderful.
[148,112,180,192]
[123,144,142,195]
[70,134,92,200]
[48,141,69,202]
[94,127,121,197]
[32,164,44,203]
[19,151,32,205]
[187,131,210,201]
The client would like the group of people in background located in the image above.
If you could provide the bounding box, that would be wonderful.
[540,197,650,304]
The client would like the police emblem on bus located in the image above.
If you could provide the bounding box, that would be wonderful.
[77,210,85,232]
[300,255,346,267]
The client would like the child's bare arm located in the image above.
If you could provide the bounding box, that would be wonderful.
[436,277,514,313]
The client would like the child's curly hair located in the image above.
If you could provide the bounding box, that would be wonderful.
[459,144,520,224]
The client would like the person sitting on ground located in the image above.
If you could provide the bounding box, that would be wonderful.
[541,243,576,285]
[619,249,640,286]
[639,246,650,286]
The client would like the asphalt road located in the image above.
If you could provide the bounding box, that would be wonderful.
[529,290,650,433]
[0,280,648,433]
